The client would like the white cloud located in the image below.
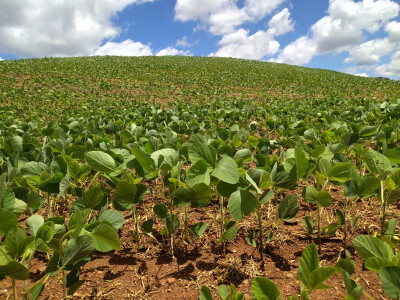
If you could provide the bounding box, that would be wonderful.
[375,50,400,78]
[0,57,3,61]
[174,0,229,22]
[93,39,153,56]
[344,38,395,65]
[267,8,294,36]
[156,47,192,56]
[176,36,191,47]
[0,0,155,58]
[355,72,369,77]
[208,6,251,35]
[244,0,288,20]
[273,36,317,65]
[386,21,400,42]
[209,29,280,60]
[275,0,400,68]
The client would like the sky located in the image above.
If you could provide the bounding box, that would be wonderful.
[0,0,399,79]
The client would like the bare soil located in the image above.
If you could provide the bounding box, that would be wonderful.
[1,183,398,300]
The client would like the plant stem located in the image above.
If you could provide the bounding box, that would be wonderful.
[47,193,52,218]
[62,269,67,299]
[168,194,175,256]
[184,206,189,255]
[380,180,387,237]
[257,207,264,261]
[22,280,27,300]
[131,205,141,249]
[343,197,348,253]
[317,203,321,253]
[12,278,17,300]
[219,195,225,255]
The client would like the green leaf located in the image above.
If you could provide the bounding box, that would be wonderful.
[82,186,105,210]
[20,162,49,177]
[28,282,45,300]
[358,175,380,197]
[277,194,298,220]
[0,261,30,280]
[212,156,240,184]
[336,259,355,276]
[318,158,331,177]
[190,222,207,237]
[328,162,356,183]
[218,284,229,300]
[61,235,93,267]
[302,186,318,204]
[302,216,314,236]
[38,172,64,194]
[200,286,214,300]
[26,190,44,210]
[353,235,393,260]
[153,203,168,219]
[315,191,332,208]
[85,151,116,173]
[188,143,216,167]
[380,266,400,299]
[151,148,179,168]
[186,159,210,188]
[172,188,191,207]
[4,226,28,257]
[0,189,15,211]
[0,208,18,235]
[98,210,125,230]
[190,183,212,208]
[228,190,257,221]
[365,257,394,273]
[141,219,153,234]
[298,243,319,288]
[295,147,310,179]
[364,150,392,180]
[251,277,281,300]
[309,266,337,290]
[87,223,121,252]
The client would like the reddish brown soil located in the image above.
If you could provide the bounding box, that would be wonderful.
[0,184,398,300]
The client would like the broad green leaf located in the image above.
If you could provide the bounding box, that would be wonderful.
[188,143,216,167]
[28,282,45,300]
[20,162,49,177]
[87,223,121,252]
[27,214,44,236]
[141,219,153,234]
[218,284,229,300]
[38,172,64,194]
[212,156,240,184]
[298,243,319,288]
[153,203,168,219]
[0,208,18,235]
[295,147,310,179]
[4,226,28,257]
[251,277,281,300]
[318,158,331,177]
[150,148,179,168]
[328,162,356,183]
[365,257,394,273]
[115,181,136,204]
[0,189,15,211]
[190,183,212,208]
[0,261,29,280]
[380,266,400,299]
[315,191,332,207]
[353,235,393,260]
[302,216,314,236]
[172,188,191,207]
[309,266,336,290]
[36,222,55,244]
[85,151,116,173]
[26,190,44,210]
[82,186,105,210]
[200,286,213,300]
[190,222,207,237]
[228,190,257,221]
[277,194,298,220]
[358,175,380,197]
[98,210,125,230]
[61,235,93,267]
[186,159,210,188]
[364,150,392,180]
[302,186,318,204]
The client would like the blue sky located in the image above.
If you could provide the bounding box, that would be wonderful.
[0,0,399,78]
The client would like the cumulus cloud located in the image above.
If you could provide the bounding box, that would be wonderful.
[176,36,191,47]
[275,0,400,67]
[92,39,153,56]
[344,38,395,65]
[375,50,400,78]
[0,57,3,61]
[267,8,294,36]
[156,47,193,56]
[209,29,280,59]
[386,21,400,41]
[355,73,369,77]
[0,0,154,58]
